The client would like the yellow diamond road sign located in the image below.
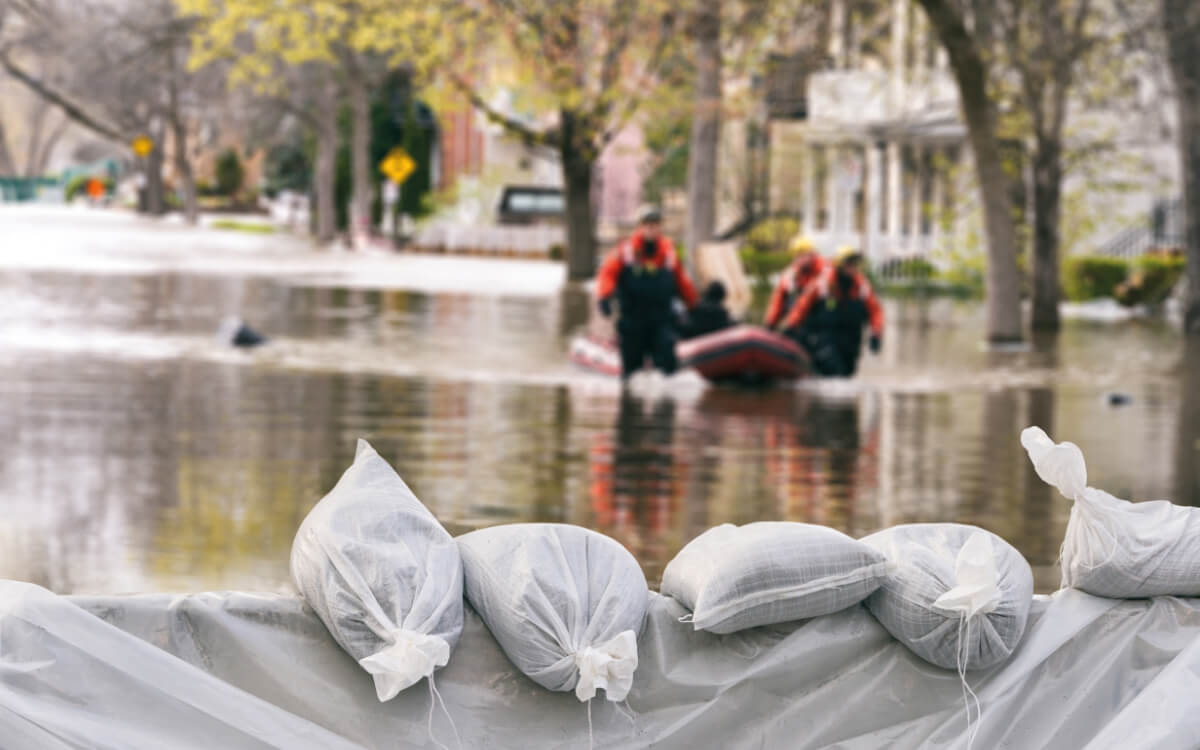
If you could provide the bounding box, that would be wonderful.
[380,148,416,185]
[131,135,154,158]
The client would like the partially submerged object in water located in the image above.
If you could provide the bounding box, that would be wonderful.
[218,316,268,348]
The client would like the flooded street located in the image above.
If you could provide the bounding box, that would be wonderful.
[1,207,1197,595]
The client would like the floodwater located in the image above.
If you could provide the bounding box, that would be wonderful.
[1,208,1197,595]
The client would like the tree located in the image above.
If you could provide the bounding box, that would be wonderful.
[1,0,220,222]
[0,71,71,177]
[411,0,680,280]
[997,1,1097,331]
[685,0,722,261]
[180,0,388,243]
[915,0,1024,342]
[1162,0,1200,335]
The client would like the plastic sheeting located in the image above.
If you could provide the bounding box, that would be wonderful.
[2,580,1200,748]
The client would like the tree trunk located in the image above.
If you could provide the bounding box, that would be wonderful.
[171,112,198,225]
[1031,139,1063,330]
[167,43,197,225]
[142,122,167,216]
[349,72,373,242]
[685,0,722,268]
[32,115,69,176]
[1176,338,1200,505]
[561,108,598,281]
[314,94,339,245]
[916,0,1023,342]
[0,121,16,176]
[23,98,50,177]
[1164,0,1200,336]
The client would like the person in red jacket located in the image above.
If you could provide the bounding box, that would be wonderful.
[596,207,698,377]
[764,235,828,330]
[781,245,883,376]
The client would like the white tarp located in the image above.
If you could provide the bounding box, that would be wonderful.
[1,580,1199,748]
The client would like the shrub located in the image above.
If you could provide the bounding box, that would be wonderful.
[211,219,275,234]
[64,175,113,202]
[214,148,245,197]
[742,217,799,255]
[873,256,937,281]
[1062,255,1130,301]
[1115,251,1186,307]
[739,217,799,288]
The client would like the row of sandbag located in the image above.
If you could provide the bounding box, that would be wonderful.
[289,427,1200,708]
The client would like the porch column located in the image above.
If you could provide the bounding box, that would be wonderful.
[930,146,945,247]
[802,142,817,235]
[907,144,924,252]
[886,140,903,250]
[866,140,883,261]
[830,0,847,68]
[891,0,908,106]
[826,144,841,235]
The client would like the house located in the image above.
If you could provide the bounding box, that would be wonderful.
[750,0,1178,263]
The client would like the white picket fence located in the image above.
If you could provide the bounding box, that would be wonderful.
[411,223,565,257]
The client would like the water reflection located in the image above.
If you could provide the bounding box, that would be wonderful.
[1175,340,1200,506]
[0,267,1195,596]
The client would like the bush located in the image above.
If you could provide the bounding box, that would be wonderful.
[742,217,799,255]
[211,219,275,235]
[214,149,245,197]
[1062,255,1130,301]
[1115,251,1186,307]
[739,217,799,288]
[64,175,113,202]
[873,257,937,281]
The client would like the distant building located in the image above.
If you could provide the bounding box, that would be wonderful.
[433,89,646,237]
[753,0,1178,262]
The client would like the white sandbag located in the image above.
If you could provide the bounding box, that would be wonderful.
[1022,425,1200,597]
[457,523,647,702]
[661,522,890,634]
[290,439,463,702]
[862,524,1034,670]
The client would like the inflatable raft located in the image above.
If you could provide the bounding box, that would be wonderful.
[570,325,811,383]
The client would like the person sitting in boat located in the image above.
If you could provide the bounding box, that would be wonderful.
[597,206,698,378]
[681,281,735,339]
[764,235,828,331]
[781,245,883,376]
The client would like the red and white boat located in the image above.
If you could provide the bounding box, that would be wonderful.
[569,325,811,384]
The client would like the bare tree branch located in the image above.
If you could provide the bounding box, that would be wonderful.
[0,51,123,142]
[448,71,560,148]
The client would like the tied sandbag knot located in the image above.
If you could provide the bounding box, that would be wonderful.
[359,629,449,702]
[574,630,638,702]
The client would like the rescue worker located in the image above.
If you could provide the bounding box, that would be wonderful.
[764,235,829,331]
[781,245,883,376]
[597,207,698,377]
[681,281,735,339]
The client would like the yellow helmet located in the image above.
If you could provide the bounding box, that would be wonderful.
[834,245,862,265]
[789,235,816,255]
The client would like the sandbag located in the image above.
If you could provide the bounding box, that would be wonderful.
[290,439,463,701]
[1023,425,1200,597]
[661,522,890,634]
[457,523,647,702]
[862,523,1033,670]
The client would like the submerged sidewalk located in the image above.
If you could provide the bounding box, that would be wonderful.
[0,204,567,297]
